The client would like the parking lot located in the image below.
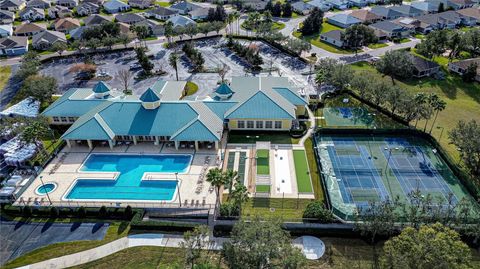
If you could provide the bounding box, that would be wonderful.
[40,37,316,100]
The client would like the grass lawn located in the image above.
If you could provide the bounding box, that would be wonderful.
[183,81,198,97]
[154,1,170,7]
[228,131,298,144]
[293,23,360,54]
[350,61,480,162]
[396,38,411,44]
[3,222,130,269]
[367,43,388,49]
[0,66,11,92]
[242,197,314,219]
[241,21,286,31]
[293,150,313,193]
[255,185,271,193]
[256,149,270,175]
[305,138,325,201]
[414,33,425,39]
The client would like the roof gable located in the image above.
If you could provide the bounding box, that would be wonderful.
[273,87,308,106]
[226,91,295,119]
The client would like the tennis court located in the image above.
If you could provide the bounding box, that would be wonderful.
[316,134,477,219]
[323,107,374,128]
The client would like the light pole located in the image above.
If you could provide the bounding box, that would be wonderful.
[175,172,181,207]
[436,126,444,142]
[39,176,52,205]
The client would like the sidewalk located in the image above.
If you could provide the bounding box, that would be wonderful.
[18,234,227,269]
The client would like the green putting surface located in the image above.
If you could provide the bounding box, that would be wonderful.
[256,149,270,175]
[256,185,271,193]
[293,150,313,193]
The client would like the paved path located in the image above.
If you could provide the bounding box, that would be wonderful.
[18,233,227,269]
[299,106,316,147]
[0,217,109,266]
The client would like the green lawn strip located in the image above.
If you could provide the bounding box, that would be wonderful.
[241,21,286,32]
[304,138,325,201]
[154,1,170,7]
[255,185,271,193]
[293,24,360,54]
[367,43,388,49]
[3,222,130,269]
[0,66,11,93]
[349,61,480,162]
[242,197,314,219]
[256,149,270,175]
[183,81,198,97]
[293,150,313,193]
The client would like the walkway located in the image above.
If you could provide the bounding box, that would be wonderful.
[18,233,227,269]
[298,106,316,147]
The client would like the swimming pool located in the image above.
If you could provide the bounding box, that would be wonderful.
[65,154,192,201]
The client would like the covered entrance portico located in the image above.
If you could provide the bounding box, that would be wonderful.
[66,139,115,150]
[174,141,219,150]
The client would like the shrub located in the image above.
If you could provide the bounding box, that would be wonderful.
[99,206,108,218]
[220,202,240,217]
[125,205,133,219]
[77,206,87,218]
[303,201,333,223]
[50,207,59,218]
[22,206,32,217]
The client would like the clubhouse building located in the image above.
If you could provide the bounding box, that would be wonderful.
[42,76,308,150]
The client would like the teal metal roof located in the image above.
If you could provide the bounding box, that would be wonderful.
[170,119,219,141]
[41,88,110,117]
[92,81,111,93]
[226,91,295,119]
[140,88,160,102]
[203,101,237,119]
[273,87,308,106]
[215,83,233,95]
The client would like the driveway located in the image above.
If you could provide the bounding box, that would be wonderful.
[0,217,109,265]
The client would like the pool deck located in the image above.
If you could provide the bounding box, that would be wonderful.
[16,143,219,208]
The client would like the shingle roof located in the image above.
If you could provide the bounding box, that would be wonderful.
[328,14,362,25]
[371,6,403,18]
[457,7,480,20]
[115,13,145,23]
[104,0,129,9]
[409,54,439,71]
[350,9,382,22]
[370,20,405,32]
[147,6,177,16]
[321,29,343,41]
[167,15,195,27]
[391,5,424,16]
[84,14,111,25]
[15,23,45,34]
[0,36,27,49]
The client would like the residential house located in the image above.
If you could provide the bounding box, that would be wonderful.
[349,0,368,8]
[167,15,195,28]
[415,10,475,30]
[103,0,130,13]
[83,0,105,5]
[48,5,72,19]
[392,17,434,34]
[411,0,441,14]
[128,0,152,9]
[409,54,440,77]
[188,7,209,20]
[308,0,331,12]
[31,30,66,50]
[145,6,178,20]
[83,14,111,26]
[457,7,480,22]
[327,14,361,28]
[370,6,403,20]
[324,0,350,10]
[169,1,201,15]
[369,20,411,39]
[76,2,100,16]
[56,0,78,8]
[0,10,15,24]
[291,1,315,15]
[242,0,268,11]
[350,9,382,24]
[14,22,45,36]
[26,0,50,9]
[54,17,81,33]
[118,21,133,36]
[0,24,13,37]
[42,76,308,150]
[448,58,480,81]
[115,13,145,25]
[320,30,344,47]
[0,0,25,11]
[19,7,45,21]
[0,36,28,56]
[134,19,164,36]
[69,25,85,40]
[390,5,425,17]
[447,0,475,9]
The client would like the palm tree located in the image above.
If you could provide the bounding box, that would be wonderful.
[169,53,179,81]
[413,93,427,128]
[224,169,238,200]
[165,21,174,45]
[206,168,226,213]
[429,96,447,134]
[230,182,249,214]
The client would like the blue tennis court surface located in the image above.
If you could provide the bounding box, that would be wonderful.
[320,135,469,212]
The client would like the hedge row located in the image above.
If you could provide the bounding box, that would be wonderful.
[2,204,134,220]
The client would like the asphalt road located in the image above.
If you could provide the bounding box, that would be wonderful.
[0,217,109,265]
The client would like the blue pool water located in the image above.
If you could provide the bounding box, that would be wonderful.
[37,183,56,194]
[65,154,192,201]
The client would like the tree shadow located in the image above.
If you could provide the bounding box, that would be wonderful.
[70,222,81,232]
[91,222,105,234]
[41,219,56,233]
[117,221,129,235]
